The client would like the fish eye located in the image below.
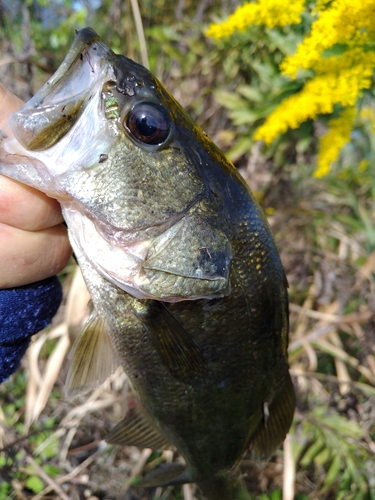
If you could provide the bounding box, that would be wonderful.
[126,102,171,146]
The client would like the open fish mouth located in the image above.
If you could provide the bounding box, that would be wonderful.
[9,28,111,152]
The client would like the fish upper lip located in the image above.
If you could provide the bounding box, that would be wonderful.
[29,28,103,109]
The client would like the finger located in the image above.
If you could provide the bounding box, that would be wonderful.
[0,87,64,230]
[0,84,23,128]
[0,176,64,231]
[0,222,72,288]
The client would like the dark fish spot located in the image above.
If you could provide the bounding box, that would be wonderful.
[67,115,73,122]
[62,105,66,112]
[62,114,66,118]
[99,154,108,163]
[80,53,83,61]
[198,249,228,276]
[116,83,135,96]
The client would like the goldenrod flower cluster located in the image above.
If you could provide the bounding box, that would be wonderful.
[315,107,356,178]
[207,0,375,175]
[206,0,305,39]
[255,49,375,142]
[281,0,375,78]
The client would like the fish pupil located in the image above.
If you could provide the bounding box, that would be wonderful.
[126,102,170,146]
[137,114,157,137]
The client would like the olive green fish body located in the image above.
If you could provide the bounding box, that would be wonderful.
[0,27,295,492]
[73,135,290,482]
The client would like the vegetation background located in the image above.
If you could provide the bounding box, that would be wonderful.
[0,0,375,499]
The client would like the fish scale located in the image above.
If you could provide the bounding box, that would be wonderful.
[0,27,295,498]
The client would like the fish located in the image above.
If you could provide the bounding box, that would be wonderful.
[0,28,295,499]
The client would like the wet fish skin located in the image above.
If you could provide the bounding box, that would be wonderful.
[0,28,295,496]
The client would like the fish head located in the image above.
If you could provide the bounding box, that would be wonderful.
[0,28,232,301]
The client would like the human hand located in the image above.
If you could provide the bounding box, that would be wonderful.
[0,84,72,288]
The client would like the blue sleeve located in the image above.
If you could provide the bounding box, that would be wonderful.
[0,276,63,383]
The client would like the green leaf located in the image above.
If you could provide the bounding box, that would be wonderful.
[237,85,263,103]
[0,482,11,497]
[314,446,331,466]
[322,43,349,58]
[323,454,341,488]
[226,136,253,162]
[25,476,44,493]
[43,464,61,476]
[300,436,325,467]
[270,490,282,500]
[230,109,258,126]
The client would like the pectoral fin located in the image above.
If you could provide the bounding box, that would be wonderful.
[134,301,207,382]
[250,371,295,461]
[106,409,171,450]
[65,310,119,397]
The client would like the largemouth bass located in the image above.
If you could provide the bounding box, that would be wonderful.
[0,28,295,498]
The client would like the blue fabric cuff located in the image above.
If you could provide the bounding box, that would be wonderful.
[0,276,63,383]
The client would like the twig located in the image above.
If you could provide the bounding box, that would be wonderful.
[118,448,153,497]
[329,331,352,395]
[129,0,149,69]
[289,303,372,324]
[26,454,70,500]
[32,450,102,500]
[311,338,375,384]
[29,325,70,426]
[289,323,336,352]
[11,479,28,500]
[282,433,295,500]
[183,483,194,500]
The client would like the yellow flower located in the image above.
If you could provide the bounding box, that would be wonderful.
[314,107,356,177]
[254,63,372,144]
[281,0,375,78]
[255,18,375,144]
[206,0,305,40]
[358,159,369,172]
[208,0,375,174]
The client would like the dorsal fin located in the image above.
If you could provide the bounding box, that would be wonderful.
[106,409,172,450]
[135,301,207,382]
[65,310,119,397]
[250,371,295,461]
